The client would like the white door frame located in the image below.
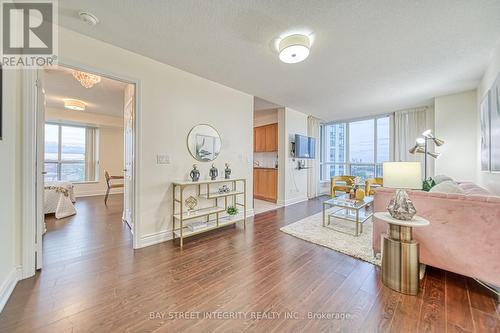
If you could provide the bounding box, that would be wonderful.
[21,59,142,279]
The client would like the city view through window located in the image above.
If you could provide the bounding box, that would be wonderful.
[320,116,390,181]
[44,123,88,182]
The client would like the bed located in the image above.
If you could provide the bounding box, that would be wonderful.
[44,181,77,219]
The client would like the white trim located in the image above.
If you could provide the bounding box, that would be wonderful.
[277,196,308,207]
[74,189,124,198]
[0,268,18,313]
[71,181,100,185]
[21,70,37,279]
[138,209,255,249]
[139,230,173,248]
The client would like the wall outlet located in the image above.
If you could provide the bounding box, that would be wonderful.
[156,154,170,165]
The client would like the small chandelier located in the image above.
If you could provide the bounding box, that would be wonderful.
[72,70,101,88]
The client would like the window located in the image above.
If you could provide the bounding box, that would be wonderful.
[320,115,391,181]
[44,123,98,182]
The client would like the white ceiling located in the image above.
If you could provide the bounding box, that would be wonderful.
[57,1,500,121]
[254,97,282,111]
[43,66,127,117]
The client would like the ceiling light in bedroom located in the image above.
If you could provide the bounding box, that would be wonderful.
[278,34,311,64]
[72,70,101,88]
[64,99,86,111]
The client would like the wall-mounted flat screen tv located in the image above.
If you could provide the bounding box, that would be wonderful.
[295,134,316,159]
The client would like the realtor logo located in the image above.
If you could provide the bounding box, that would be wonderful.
[1,0,58,67]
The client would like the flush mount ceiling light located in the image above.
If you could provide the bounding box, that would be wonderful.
[64,99,86,111]
[278,34,311,64]
[78,11,99,26]
[72,70,101,88]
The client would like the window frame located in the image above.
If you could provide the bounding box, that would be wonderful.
[319,114,393,182]
[44,122,98,183]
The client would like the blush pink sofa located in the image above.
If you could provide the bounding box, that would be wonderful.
[373,182,500,286]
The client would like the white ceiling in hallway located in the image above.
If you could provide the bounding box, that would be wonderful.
[57,0,500,121]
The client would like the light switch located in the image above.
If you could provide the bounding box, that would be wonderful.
[156,154,170,165]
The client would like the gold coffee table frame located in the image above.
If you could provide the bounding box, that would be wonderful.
[322,195,374,236]
[374,212,430,295]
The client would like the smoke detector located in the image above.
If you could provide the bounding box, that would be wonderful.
[78,11,99,26]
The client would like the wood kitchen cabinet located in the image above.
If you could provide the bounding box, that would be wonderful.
[254,123,277,152]
[254,126,266,152]
[253,168,277,202]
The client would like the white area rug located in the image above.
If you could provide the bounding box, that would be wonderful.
[280,209,381,266]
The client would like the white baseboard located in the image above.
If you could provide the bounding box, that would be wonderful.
[75,189,123,198]
[139,229,174,249]
[138,209,255,249]
[16,266,23,280]
[278,196,308,207]
[0,267,20,313]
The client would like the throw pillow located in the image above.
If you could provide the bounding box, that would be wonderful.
[429,180,465,194]
[433,174,453,184]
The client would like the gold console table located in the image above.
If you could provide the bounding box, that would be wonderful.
[172,178,247,249]
[374,212,430,295]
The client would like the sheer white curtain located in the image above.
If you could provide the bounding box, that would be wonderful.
[307,116,321,199]
[85,127,98,181]
[393,106,434,177]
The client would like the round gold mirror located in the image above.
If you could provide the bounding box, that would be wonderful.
[187,124,222,162]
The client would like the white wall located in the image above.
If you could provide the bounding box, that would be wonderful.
[57,27,254,244]
[45,108,124,197]
[434,90,478,182]
[278,107,309,206]
[477,43,500,195]
[0,69,21,312]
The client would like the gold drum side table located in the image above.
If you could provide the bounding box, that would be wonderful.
[374,212,430,295]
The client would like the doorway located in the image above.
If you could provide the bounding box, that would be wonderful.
[253,97,282,214]
[22,63,139,276]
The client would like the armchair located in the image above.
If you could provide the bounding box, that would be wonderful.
[365,177,383,196]
[330,176,356,198]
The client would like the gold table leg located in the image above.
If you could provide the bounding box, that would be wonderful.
[382,225,419,295]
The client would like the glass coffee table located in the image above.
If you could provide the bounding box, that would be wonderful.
[322,194,374,236]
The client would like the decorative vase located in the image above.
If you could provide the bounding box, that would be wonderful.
[190,164,200,182]
[355,188,365,200]
[224,163,231,179]
[387,189,416,220]
[209,164,218,180]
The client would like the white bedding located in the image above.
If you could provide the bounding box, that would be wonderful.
[44,181,76,219]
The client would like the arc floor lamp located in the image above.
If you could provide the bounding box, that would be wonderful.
[409,129,444,180]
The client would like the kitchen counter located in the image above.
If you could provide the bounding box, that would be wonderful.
[253,167,278,170]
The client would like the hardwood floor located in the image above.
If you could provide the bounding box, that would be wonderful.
[0,195,498,332]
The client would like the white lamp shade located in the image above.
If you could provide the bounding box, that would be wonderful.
[279,34,311,64]
[383,162,422,189]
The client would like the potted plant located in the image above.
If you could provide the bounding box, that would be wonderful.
[227,206,238,219]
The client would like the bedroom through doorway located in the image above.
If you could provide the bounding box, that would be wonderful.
[40,65,135,267]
